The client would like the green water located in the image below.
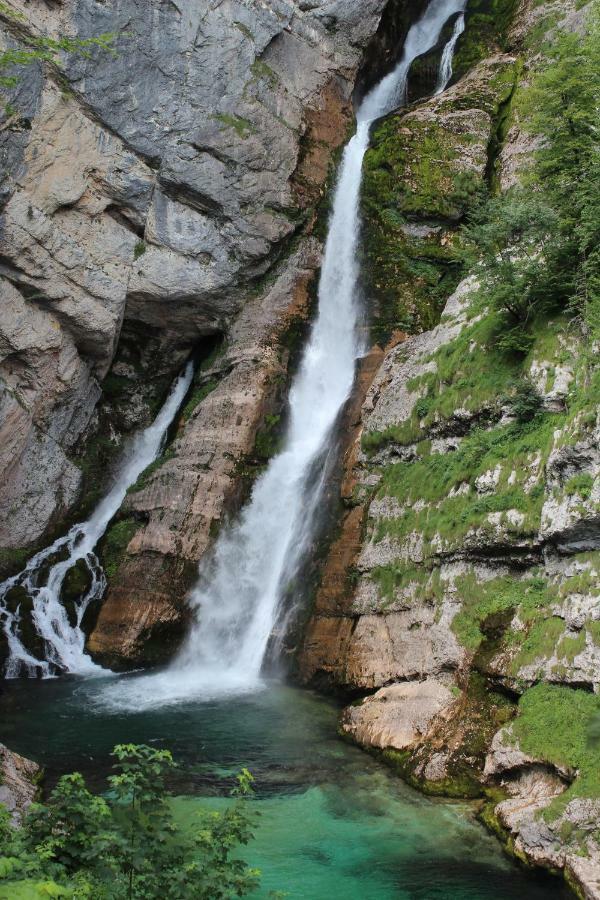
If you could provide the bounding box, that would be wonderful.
[0,676,567,899]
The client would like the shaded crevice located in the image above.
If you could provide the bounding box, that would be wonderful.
[353,0,432,103]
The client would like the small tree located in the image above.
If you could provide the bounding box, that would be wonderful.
[0,745,261,899]
[463,192,561,326]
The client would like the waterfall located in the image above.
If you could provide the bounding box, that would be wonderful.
[435,13,465,95]
[98,0,467,710]
[0,362,194,678]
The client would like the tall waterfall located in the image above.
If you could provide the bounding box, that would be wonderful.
[435,12,465,94]
[100,0,467,709]
[0,363,193,678]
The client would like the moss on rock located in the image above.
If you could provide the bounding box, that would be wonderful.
[99,517,142,580]
[360,55,518,339]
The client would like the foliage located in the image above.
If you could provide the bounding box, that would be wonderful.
[452,0,520,79]
[100,518,141,578]
[212,113,256,139]
[464,5,600,343]
[0,4,116,116]
[512,685,600,816]
[451,574,550,651]
[0,745,260,899]
[463,192,562,326]
[505,378,543,423]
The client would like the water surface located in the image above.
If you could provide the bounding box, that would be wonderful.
[0,678,568,899]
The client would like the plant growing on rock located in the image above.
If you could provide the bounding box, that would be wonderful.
[463,193,561,326]
[505,378,543,423]
[0,2,116,121]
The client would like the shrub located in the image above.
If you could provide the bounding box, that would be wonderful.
[507,378,543,423]
[0,744,260,899]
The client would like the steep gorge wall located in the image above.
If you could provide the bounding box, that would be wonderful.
[0,0,420,662]
[299,0,600,894]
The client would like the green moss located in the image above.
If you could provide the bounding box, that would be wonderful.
[478,788,511,842]
[371,414,559,572]
[586,621,600,646]
[557,629,587,663]
[512,684,600,816]
[213,113,256,138]
[61,559,92,603]
[371,564,446,607]
[181,378,218,422]
[127,448,175,495]
[451,575,551,651]
[133,240,146,260]
[564,473,594,500]
[381,748,482,798]
[362,308,577,457]
[250,59,277,87]
[0,546,31,579]
[452,0,520,80]
[510,617,566,675]
[100,517,141,580]
[254,413,282,461]
[360,51,519,335]
[361,104,484,336]
[233,21,254,40]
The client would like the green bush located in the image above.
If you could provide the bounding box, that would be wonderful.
[0,744,260,899]
[507,378,543,423]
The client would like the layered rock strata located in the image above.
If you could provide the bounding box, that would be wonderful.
[299,0,600,892]
[0,0,393,569]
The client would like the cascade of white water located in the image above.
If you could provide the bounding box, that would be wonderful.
[435,12,465,94]
[98,0,467,710]
[0,362,194,678]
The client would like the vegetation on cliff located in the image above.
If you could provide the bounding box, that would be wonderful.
[348,2,600,872]
[0,2,115,116]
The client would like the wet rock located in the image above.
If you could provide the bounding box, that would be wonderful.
[341,679,455,750]
[0,0,391,560]
[0,743,40,825]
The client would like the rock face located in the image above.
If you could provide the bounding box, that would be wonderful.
[0,743,40,824]
[1,0,419,656]
[341,679,455,750]
[299,0,600,892]
[484,727,600,900]
[0,0,392,571]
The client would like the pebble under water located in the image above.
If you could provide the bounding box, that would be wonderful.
[0,678,569,899]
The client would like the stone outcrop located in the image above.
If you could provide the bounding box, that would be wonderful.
[2,0,432,657]
[341,679,455,750]
[484,728,600,899]
[89,237,321,666]
[0,0,393,575]
[0,743,40,824]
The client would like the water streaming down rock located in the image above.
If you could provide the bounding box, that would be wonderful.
[0,363,194,678]
[98,0,467,710]
[435,12,465,94]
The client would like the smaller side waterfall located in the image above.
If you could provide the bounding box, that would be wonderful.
[435,13,465,94]
[0,362,194,678]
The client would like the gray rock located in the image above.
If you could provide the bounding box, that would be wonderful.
[0,743,40,825]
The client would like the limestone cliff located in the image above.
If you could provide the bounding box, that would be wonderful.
[299,0,600,893]
[0,0,400,660]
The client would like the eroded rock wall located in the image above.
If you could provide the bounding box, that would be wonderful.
[0,0,413,650]
[299,0,600,893]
